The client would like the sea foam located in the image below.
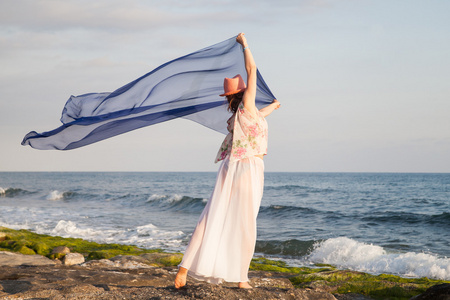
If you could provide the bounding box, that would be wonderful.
[309,237,450,280]
[50,220,104,238]
[147,194,183,203]
[46,190,65,201]
[45,220,184,251]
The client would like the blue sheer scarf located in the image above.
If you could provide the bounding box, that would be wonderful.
[22,36,276,150]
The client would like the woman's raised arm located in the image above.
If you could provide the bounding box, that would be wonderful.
[236,33,257,115]
[259,99,281,118]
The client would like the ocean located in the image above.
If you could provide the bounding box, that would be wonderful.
[1,172,449,280]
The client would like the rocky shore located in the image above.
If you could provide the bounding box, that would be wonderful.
[1,227,449,299]
[0,251,339,300]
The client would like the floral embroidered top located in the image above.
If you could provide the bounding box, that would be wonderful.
[215,103,268,163]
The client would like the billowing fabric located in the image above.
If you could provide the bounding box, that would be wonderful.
[215,103,268,163]
[179,156,264,284]
[21,36,276,150]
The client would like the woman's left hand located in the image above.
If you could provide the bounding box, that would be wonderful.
[272,99,281,109]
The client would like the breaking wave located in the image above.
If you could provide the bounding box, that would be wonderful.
[43,220,184,251]
[46,190,76,201]
[0,187,34,197]
[309,237,450,280]
[146,194,207,212]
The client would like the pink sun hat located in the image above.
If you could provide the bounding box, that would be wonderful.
[219,74,246,96]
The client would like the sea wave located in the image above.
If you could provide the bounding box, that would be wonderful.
[146,194,207,212]
[46,190,75,201]
[259,205,319,217]
[147,194,184,203]
[361,211,450,226]
[0,187,34,197]
[265,185,335,193]
[50,220,104,237]
[255,239,316,256]
[127,223,185,249]
[266,185,309,191]
[309,237,450,280]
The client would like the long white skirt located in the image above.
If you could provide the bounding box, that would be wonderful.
[179,156,264,284]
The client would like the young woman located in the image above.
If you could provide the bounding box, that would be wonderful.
[175,33,280,289]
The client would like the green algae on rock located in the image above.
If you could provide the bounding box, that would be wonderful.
[0,227,162,260]
[290,270,450,300]
[249,258,450,299]
[2,226,449,300]
[140,252,183,267]
[250,257,336,274]
[14,245,36,255]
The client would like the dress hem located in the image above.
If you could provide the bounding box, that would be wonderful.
[178,264,249,284]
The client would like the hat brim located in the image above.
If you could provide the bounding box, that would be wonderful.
[219,88,246,97]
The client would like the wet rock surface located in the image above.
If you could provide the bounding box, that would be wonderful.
[0,250,57,266]
[0,252,338,299]
[410,283,450,300]
[0,251,447,300]
[0,265,339,299]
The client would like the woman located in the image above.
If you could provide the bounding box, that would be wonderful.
[175,33,280,289]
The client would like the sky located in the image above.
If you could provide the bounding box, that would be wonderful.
[1,0,449,172]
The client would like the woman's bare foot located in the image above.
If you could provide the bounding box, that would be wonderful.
[238,281,253,289]
[175,267,188,289]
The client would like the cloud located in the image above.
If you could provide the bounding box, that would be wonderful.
[0,0,253,61]
[0,0,169,31]
[0,0,336,34]
[0,0,250,32]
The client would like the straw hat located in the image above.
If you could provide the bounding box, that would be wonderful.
[219,74,246,96]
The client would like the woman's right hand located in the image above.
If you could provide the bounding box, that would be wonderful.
[236,33,248,48]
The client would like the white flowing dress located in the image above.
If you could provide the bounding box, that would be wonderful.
[179,104,268,283]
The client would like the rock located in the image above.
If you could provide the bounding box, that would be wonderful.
[31,242,50,255]
[140,252,183,266]
[410,283,450,300]
[0,280,33,294]
[0,232,6,241]
[335,293,374,300]
[14,245,36,255]
[82,256,153,269]
[109,255,153,268]
[248,276,293,289]
[0,253,444,300]
[62,252,85,265]
[82,258,117,268]
[0,262,339,299]
[50,246,71,259]
[51,245,70,254]
[0,251,56,266]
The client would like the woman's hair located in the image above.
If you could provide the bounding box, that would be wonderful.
[226,92,244,113]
